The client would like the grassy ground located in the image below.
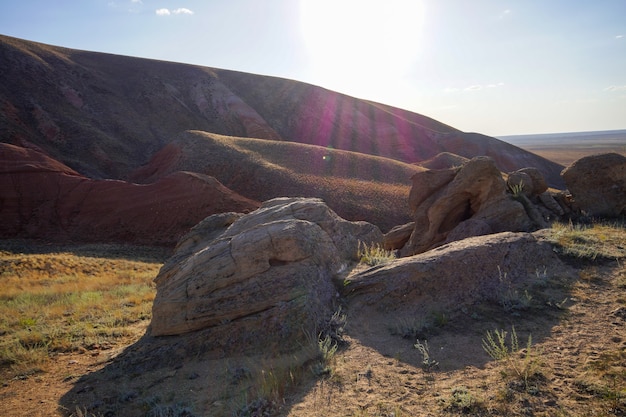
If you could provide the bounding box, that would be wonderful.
[0,242,168,383]
[0,221,625,416]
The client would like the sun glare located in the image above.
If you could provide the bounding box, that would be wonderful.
[300,0,425,97]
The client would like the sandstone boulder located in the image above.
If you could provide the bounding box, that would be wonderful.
[507,167,548,197]
[383,222,414,251]
[347,232,573,321]
[415,152,469,170]
[561,153,626,217]
[150,197,383,354]
[401,156,534,256]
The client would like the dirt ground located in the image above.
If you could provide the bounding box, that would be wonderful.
[1,257,625,417]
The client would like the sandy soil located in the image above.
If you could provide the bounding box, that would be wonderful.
[2,259,624,417]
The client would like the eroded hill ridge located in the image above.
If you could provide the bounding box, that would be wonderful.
[1,34,568,245]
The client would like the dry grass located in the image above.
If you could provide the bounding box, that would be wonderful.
[0,242,164,380]
[544,220,626,260]
[2,222,626,416]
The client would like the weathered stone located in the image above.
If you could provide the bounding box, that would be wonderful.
[151,197,383,354]
[507,171,533,196]
[383,222,414,251]
[518,167,548,195]
[415,152,469,170]
[561,153,626,217]
[538,192,565,217]
[401,157,534,256]
[408,168,458,214]
[443,218,493,244]
[348,232,573,320]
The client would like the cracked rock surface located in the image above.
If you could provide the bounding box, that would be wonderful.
[150,197,382,354]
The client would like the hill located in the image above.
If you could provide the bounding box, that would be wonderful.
[0,34,565,244]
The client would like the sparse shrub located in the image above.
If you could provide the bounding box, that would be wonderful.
[482,326,543,392]
[389,317,432,339]
[508,180,525,198]
[313,335,338,376]
[482,328,514,361]
[357,240,395,266]
[323,306,347,346]
[442,386,484,413]
[235,397,277,417]
[414,339,439,371]
[497,266,533,314]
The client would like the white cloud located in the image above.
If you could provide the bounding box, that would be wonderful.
[465,85,483,91]
[498,9,511,19]
[605,85,626,92]
[131,0,142,3]
[616,35,624,39]
[156,7,194,16]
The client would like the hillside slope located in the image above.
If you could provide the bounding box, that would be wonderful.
[0,143,259,245]
[130,131,423,231]
[0,35,564,186]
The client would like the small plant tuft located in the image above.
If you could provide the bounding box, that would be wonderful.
[357,241,396,266]
[482,326,543,392]
[442,386,484,413]
[414,339,439,371]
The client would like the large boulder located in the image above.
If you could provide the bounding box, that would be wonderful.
[150,197,382,354]
[507,167,548,197]
[347,231,573,321]
[401,157,534,256]
[561,153,626,217]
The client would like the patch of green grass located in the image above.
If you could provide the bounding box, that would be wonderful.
[0,245,162,378]
[546,221,626,260]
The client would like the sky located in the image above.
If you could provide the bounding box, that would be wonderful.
[1,0,625,136]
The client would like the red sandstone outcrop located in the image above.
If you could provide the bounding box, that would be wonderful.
[561,153,626,217]
[150,197,382,353]
[0,143,259,245]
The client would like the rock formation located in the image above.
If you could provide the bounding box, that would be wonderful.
[150,197,382,354]
[399,157,535,256]
[414,152,469,170]
[506,167,548,197]
[561,152,626,217]
[348,231,573,322]
[0,143,259,245]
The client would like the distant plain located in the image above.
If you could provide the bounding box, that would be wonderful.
[499,129,626,166]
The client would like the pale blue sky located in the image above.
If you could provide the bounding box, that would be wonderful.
[1,0,625,136]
